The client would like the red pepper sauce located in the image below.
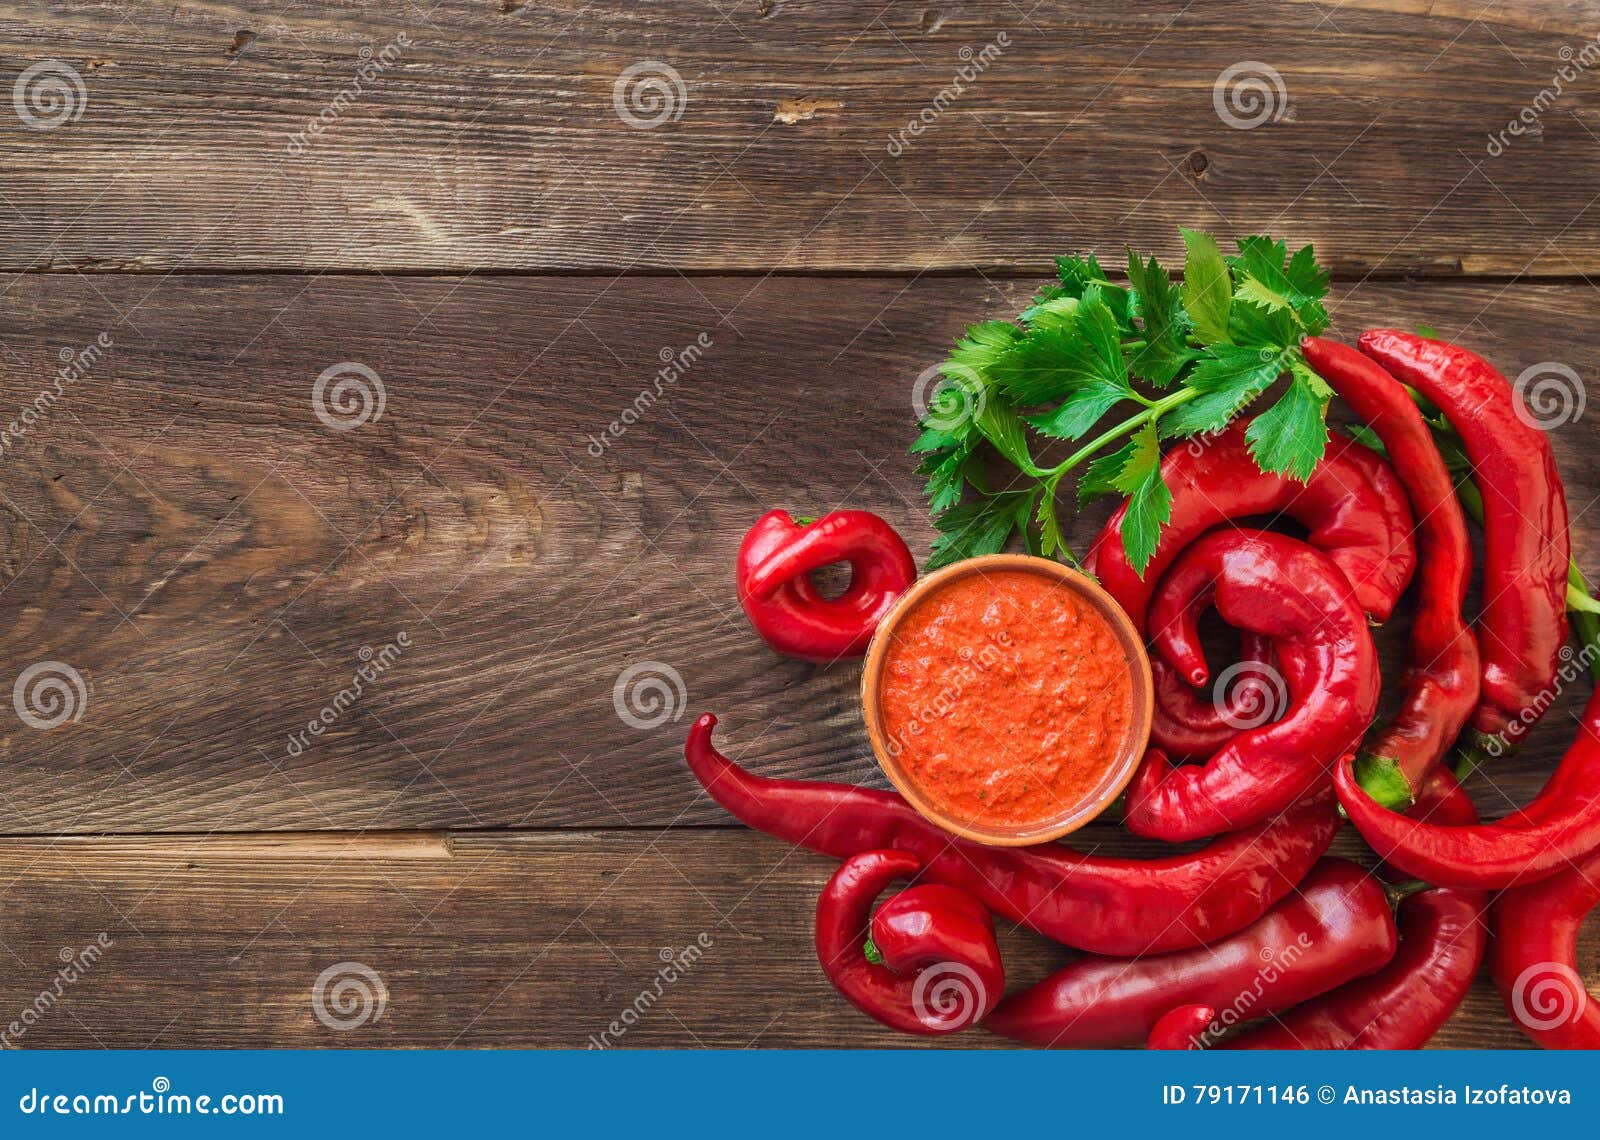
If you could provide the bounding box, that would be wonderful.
[879,569,1135,830]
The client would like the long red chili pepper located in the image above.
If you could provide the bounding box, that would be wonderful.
[1089,419,1416,629]
[815,850,1002,1035]
[1335,684,1600,890]
[686,714,1340,956]
[1358,330,1569,761]
[986,859,1398,1048]
[1301,337,1480,809]
[1149,632,1279,760]
[1149,772,1488,1051]
[1123,530,1379,841]
[736,509,916,662]
[1489,844,1600,1049]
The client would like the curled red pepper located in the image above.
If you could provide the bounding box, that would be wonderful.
[736,509,915,663]
[986,859,1398,1048]
[1302,336,1479,809]
[1149,632,1277,761]
[686,714,1340,956]
[1151,772,1487,1051]
[1359,330,1569,759]
[1123,530,1380,841]
[1490,843,1600,1049]
[816,850,1002,1035]
[1088,421,1413,759]
[1335,684,1600,890]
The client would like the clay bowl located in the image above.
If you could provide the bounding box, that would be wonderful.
[861,553,1153,846]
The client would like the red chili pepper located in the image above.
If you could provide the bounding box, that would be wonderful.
[1149,772,1488,1051]
[1335,684,1600,890]
[1088,421,1412,760]
[1358,330,1568,760]
[1489,844,1600,1049]
[1149,632,1277,760]
[986,859,1398,1048]
[815,850,1002,1035]
[1301,337,1480,810]
[1089,419,1416,630]
[1123,530,1380,841]
[686,714,1341,956]
[736,509,916,663]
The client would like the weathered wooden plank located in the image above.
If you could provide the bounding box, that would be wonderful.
[0,829,1559,1048]
[3,1,1599,274]
[0,273,1596,832]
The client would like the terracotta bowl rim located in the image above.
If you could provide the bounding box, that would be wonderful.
[860,553,1153,847]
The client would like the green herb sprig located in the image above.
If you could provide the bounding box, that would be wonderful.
[912,229,1333,573]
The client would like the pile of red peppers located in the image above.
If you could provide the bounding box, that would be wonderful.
[705,328,1599,1050]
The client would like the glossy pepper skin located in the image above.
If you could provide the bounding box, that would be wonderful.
[1358,331,1569,759]
[1150,772,1488,1051]
[1150,632,1278,761]
[1302,337,1480,810]
[685,714,1341,956]
[1088,421,1412,759]
[1336,684,1600,890]
[816,850,1002,1035]
[1088,419,1416,630]
[1123,530,1380,841]
[736,509,915,663]
[1490,844,1600,1049]
[986,859,1398,1048]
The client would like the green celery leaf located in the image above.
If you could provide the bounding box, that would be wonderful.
[1342,423,1388,457]
[1233,236,1329,332]
[1245,362,1333,481]
[1157,342,1288,439]
[1075,438,1137,507]
[1180,229,1232,346]
[1227,296,1300,350]
[1111,424,1172,575]
[948,320,1024,377]
[1036,488,1068,557]
[1416,324,1439,340]
[1025,380,1129,441]
[992,286,1131,408]
[1020,295,1080,330]
[927,491,1031,570]
[1126,250,1195,386]
[916,443,972,515]
[975,394,1037,473]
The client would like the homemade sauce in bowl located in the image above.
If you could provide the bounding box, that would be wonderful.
[862,554,1152,845]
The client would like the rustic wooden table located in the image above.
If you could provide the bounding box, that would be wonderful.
[1,0,1597,1048]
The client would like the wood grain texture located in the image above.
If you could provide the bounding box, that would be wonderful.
[4,1,1600,274]
[0,273,1596,833]
[0,828,1567,1048]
